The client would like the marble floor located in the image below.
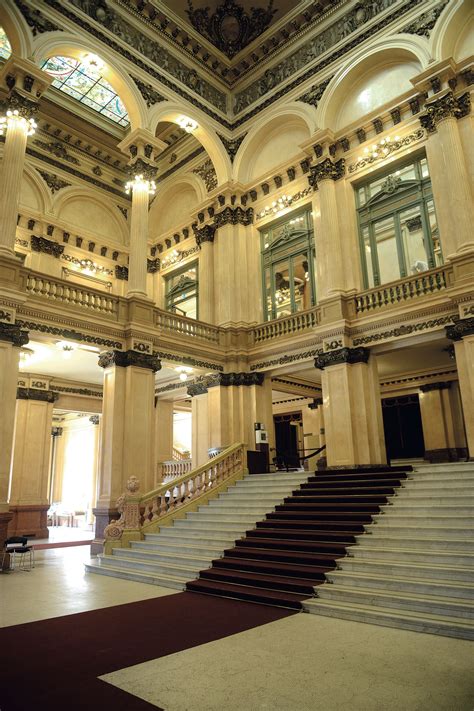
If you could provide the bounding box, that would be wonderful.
[2,546,473,710]
[32,525,95,546]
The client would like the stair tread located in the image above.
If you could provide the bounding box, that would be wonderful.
[315,584,474,607]
[214,557,334,576]
[187,578,308,605]
[327,569,474,589]
[86,562,187,583]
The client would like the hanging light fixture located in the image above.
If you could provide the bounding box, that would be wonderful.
[177,116,198,133]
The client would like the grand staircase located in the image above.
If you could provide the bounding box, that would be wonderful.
[85,471,309,589]
[186,467,409,608]
[304,462,474,640]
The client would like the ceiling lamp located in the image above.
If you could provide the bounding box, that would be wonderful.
[177,117,198,133]
[19,347,34,367]
[125,174,156,195]
[56,340,78,359]
[176,366,193,381]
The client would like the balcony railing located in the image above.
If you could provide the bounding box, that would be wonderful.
[251,306,320,344]
[26,272,119,316]
[354,265,452,314]
[154,309,220,343]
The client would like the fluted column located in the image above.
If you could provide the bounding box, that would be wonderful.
[316,348,387,467]
[420,91,473,257]
[0,57,51,257]
[419,382,455,462]
[118,129,166,301]
[309,158,346,300]
[126,175,155,298]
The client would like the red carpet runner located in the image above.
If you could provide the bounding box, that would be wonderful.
[187,467,410,607]
[0,592,294,711]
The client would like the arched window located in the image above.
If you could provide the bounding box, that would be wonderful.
[0,27,12,60]
[356,155,442,288]
[41,55,129,127]
[260,209,316,321]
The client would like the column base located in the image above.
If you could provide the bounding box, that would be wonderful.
[424,448,467,463]
[0,510,14,570]
[91,506,118,555]
[8,504,49,539]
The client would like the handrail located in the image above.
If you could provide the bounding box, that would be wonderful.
[251,305,320,344]
[354,265,452,314]
[25,269,119,316]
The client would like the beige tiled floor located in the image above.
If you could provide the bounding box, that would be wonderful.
[0,545,175,627]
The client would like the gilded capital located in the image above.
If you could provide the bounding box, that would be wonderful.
[315,347,370,370]
[419,91,471,132]
[0,322,29,347]
[446,317,474,341]
[98,349,161,372]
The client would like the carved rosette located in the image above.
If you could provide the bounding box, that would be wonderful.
[419,91,471,132]
[446,317,474,341]
[0,322,29,347]
[98,350,161,372]
[308,158,345,188]
[315,347,370,370]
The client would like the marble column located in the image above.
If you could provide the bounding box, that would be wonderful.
[191,387,210,468]
[0,322,28,558]
[154,399,174,485]
[419,382,456,462]
[0,57,52,257]
[93,350,160,553]
[446,318,474,459]
[316,348,387,467]
[420,91,474,258]
[9,387,58,538]
[308,158,346,301]
[194,224,216,324]
[88,416,101,525]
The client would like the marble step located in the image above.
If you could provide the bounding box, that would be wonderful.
[171,520,261,532]
[84,561,186,590]
[400,481,474,490]
[353,535,473,551]
[150,530,242,543]
[133,540,230,557]
[370,515,474,527]
[379,505,474,516]
[408,471,474,481]
[303,598,474,640]
[349,546,474,567]
[139,533,237,547]
[97,553,200,579]
[336,558,474,582]
[324,570,474,598]
[112,547,212,568]
[389,494,474,503]
[365,524,472,538]
[313,584,474,619]
[187,511,270,522]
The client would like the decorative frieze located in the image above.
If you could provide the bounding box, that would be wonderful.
[31,235,64,258]
[54,385,103,398]
[250,348,323,371]
[33,139,80,165]
[132,78,166,107]
[218,134,247,164]
[153,350,223,372]
[419,381,451,392]
[446,317,474,341]
[192,160,218,192]
[98,350,161,372]
[348,129,425,174]
[17,387,58,402]
[308,159,345,187]
[315,347,370,370]
[15,321,122,350]
[353,314,455,346]
[419,91,471,132]
[0,322,29,347]
[298,77,332,108]
[401,0,450,37]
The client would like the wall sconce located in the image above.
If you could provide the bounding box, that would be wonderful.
[0,110,37,136]
[161,249,181,269]
[259,194,293,218]
[176,366,193,381]
[357,135,401,162]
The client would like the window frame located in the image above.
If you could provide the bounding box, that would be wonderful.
[164,261,199,320]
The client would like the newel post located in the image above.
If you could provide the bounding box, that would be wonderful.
[103,476,142,554]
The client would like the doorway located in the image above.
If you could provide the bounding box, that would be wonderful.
[273,412,302,469]
[382,394,425,460]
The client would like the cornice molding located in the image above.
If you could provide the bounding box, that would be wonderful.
[419,381,451,392]
[315,347,370,370]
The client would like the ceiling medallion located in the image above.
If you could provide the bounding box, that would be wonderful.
[186,0,278,58]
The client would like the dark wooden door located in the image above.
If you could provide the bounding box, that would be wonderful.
[382,395,425,460]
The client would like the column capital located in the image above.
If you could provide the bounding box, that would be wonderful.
[98,349,161,372]
[0,322,29,347]
[419,90,471,132]
[315,346,370,370]
[187,371,264,395]
[17,387,58,402]
[419,381,451,393]
[446,316,474,341]
[192,222,217,247]
[308,158,345,188]
[0,56,52,120]
[118,128,167,181]
[214,206,254,228]
[308,398,323,409]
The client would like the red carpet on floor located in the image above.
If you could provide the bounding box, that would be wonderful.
[33,539,92,550]
[0,591,295,711]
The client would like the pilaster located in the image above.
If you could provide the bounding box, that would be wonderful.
[419,381,458,462]
[446,317,474,458]
[315,348,387,467]
[154,399,174,485]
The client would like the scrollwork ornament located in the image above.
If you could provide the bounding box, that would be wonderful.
[419,91,471,133]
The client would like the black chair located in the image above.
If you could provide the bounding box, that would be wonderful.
[2,536,35,572]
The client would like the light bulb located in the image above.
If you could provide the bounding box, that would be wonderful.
[179,372,188,382]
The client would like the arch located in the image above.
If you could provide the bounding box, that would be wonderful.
[430,0,473,62]
[233,104,314,184]
[149,102,232,186]
[20,165,52,214]
[0,3,33,58]
[31,33,147,130]
[149,175,203,238]
[317,39,429,131]
[53,187,128,244]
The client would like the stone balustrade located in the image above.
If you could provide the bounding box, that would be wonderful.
[26,271,119,316]
[154,309,221,343]
[159,458,192,482]
[354,265,453,315]
[251,306,320,344]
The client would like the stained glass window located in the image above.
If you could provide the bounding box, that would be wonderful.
[41,56,129,127]
[0,27,12,60]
